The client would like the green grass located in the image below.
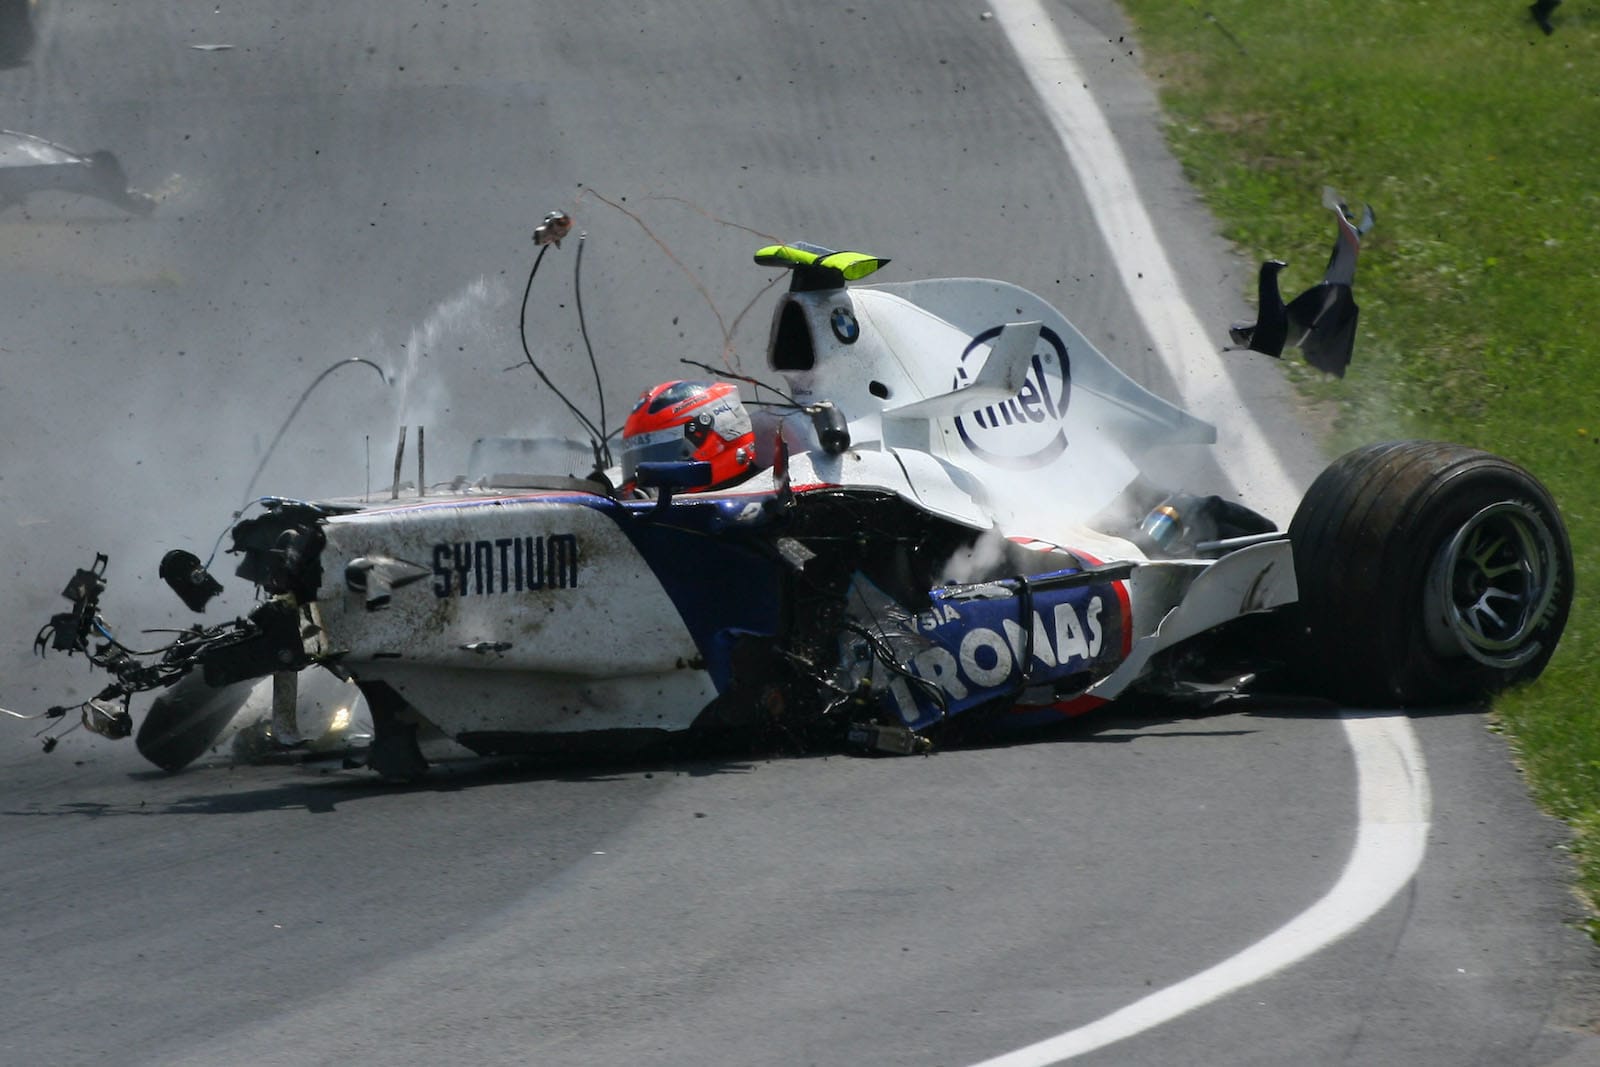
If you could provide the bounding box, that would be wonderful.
[1118,0,1600,920]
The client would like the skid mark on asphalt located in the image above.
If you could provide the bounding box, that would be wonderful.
[979,3,1434,1062]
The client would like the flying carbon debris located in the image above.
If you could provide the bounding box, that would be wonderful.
[1229,187,1375,378]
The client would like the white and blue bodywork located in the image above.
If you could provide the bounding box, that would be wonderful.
[23,234,1570,773]
[25,244,1308,772]
[260,250,1297,766]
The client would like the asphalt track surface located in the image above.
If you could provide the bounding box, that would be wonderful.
[2,2,1598,1064]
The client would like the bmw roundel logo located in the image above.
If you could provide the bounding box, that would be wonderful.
[830,306,859,344]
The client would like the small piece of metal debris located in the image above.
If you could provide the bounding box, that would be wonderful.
[775,537,817,571]
[533,211,574,247]
[189,43,234,52]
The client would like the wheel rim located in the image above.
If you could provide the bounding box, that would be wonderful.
[1423,500,1560,668]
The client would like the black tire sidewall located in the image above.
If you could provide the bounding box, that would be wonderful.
[1380,461,1568,702]
[1290,442,1572,706]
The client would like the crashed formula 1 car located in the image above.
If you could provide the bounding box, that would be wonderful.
[15,211,1574,778]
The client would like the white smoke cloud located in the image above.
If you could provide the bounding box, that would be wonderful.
[937,528,1015,585]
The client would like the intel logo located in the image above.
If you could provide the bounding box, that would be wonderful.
[951,325,1072,470]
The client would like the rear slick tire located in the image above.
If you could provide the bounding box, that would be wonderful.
[1288,440,1572,706]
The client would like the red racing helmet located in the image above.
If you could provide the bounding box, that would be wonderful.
[620,380,757,491]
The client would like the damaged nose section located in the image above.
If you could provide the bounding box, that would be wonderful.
[26,499,348,760]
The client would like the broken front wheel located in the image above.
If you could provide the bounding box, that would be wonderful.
[1288,440,1572,706]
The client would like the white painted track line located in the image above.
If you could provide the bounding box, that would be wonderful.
[992,0,1301,518]
[976,2,1434,1062]
[968,714,1430,1065]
